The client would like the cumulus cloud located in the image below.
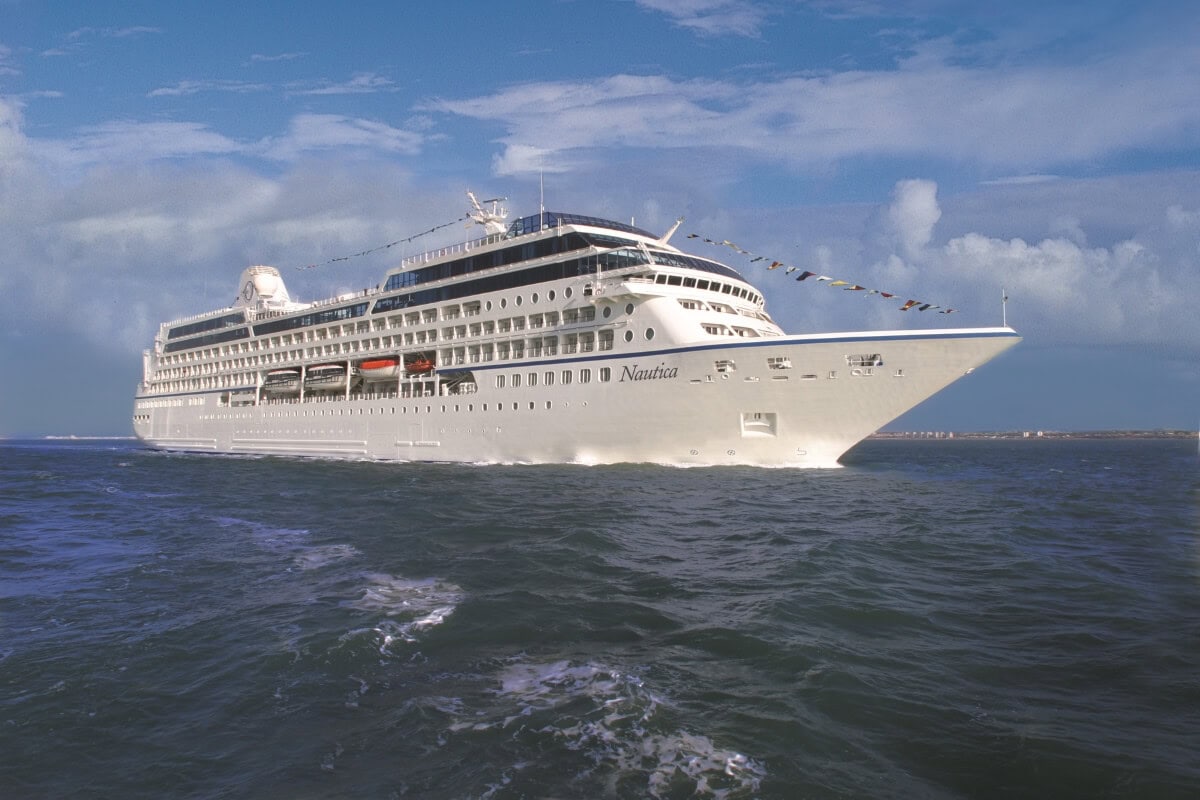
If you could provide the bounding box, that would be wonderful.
[0,94,449,359]
[886,179,940,260]
[844,178,1197,348]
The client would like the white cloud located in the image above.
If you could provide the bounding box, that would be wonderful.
[886,179,940,260]
[0,94,30,166]
[864,179,1197,348]
[250,52,306,63]
[35,120,242,170]
[288,72,397,96]
[66,26,162,40]
[1166,204,1200,230]
[147,79,270,97]
[634,0,770,37]
[257,114,423,161]
[431,36,1200,176]
[12,108,424,172]
[0,43,18,76]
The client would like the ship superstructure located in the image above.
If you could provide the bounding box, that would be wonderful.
[133,196,1019,466]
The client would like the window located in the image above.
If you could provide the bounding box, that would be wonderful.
[600,367,611,382]
[561,370,572,385]
[580,368,591,383]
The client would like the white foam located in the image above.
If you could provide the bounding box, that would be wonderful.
[292,543,360,570]
[348,574,464,652]
[449,658,766,798]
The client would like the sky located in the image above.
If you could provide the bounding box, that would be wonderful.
[1,0,1198,436]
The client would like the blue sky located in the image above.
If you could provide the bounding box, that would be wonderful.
[1,0,1197,436]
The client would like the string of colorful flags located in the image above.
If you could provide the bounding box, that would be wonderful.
[685,233,956,313]
[294,214,473,271]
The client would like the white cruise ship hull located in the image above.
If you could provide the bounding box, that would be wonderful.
[134,328,1018,468]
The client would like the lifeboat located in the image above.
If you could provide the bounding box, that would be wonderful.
[304,364,349,392]
[262,369,301,394]
[405,355,435,375]
[358,357,401,381]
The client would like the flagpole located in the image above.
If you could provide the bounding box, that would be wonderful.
[1002,287,1008,327]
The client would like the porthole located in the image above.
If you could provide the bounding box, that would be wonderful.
[602,306,612,318]
[565,287,573,299]
[485,300,492,311]
[516,295,523,307]
[500,298,507,308]
[624,330,634,342]
[645,328,655,341]
[548,290,556,301]
[625,303,634,315]
[532,292,539,303]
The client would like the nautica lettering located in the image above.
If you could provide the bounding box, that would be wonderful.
[620,363,679,382]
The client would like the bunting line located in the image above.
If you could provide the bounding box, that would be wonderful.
[685,233,957,314]
[293,214,473,271]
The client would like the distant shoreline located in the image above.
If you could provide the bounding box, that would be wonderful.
[870,430,1195,440]
[0,431,1194,443]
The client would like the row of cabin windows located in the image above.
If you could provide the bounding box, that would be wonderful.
[150,329,616,387]
[201,399,571,421]
[167,251,752,357]
[158,305,605,370]
[496,367,609,389]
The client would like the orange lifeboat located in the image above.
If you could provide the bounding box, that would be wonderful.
[359,357,401,381]
[405,356,434,374]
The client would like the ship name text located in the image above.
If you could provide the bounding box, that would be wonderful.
[620,363,679,383]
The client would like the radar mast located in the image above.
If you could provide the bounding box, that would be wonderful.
[467,191,508,235]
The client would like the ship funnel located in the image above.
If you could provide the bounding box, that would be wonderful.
[234,265,294,310]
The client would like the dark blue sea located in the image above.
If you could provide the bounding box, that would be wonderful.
[2,437,1197,799]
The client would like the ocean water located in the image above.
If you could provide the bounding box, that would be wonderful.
[1,437,1197,799]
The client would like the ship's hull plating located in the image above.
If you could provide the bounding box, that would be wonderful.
[134,329,1019,467]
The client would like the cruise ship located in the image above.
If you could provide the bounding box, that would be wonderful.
[133,195,1019,467]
